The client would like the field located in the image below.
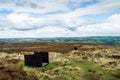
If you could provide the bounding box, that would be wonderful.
[0,36,120,46]
[0,42,120,80]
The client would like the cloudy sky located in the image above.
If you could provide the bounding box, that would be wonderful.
[0,0,120,38]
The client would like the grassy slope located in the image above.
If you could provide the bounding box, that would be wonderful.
[0,44,120,80]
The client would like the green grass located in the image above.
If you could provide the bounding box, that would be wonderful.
[36,62,60,72]
[1,51,120,80]
[60,55,120,80]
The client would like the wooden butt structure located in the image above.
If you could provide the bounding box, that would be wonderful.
[24,52,49,67]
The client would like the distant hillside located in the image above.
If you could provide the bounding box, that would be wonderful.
[0,36,120,46]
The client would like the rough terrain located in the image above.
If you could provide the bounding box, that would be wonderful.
[0,42,120,80]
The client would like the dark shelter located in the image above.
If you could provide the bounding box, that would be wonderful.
[24,52,49,67]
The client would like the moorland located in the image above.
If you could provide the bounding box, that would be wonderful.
[0,42,120,80]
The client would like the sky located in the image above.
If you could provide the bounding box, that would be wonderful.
[0,0,120,38]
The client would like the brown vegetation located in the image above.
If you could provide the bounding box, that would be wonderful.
[0,66,38,80]
[0,42,115,53]
[0,42,120,80]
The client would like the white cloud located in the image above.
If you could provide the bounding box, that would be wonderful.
[0,26,76,38]
[76,14,120,36]
[7,14,29,23]
[0,0,120,38]
[66,0,120,17]
[5,13,85,30]
[0,0,120,15]
[0,14,120,38]
[6,13,39,30]
[0,0,90,14]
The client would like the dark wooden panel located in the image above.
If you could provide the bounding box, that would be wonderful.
[24,52,49,67]
[24,54,42,67]
[34,52,49,63]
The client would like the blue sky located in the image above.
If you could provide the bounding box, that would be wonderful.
[0,0,120,38]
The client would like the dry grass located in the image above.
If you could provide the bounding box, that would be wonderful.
[0,43,120,80]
